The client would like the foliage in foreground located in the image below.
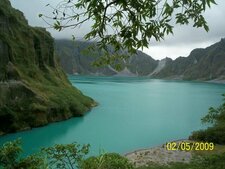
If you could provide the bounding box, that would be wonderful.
[1,139,225,169]
[81,153,134,169]
[43,143,89,169]
[0,139,47,169]
[0,139,133,169]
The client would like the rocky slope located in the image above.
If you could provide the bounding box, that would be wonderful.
[55,40,158,76]
[56,39,225,81]
[0,0,95,135]
[153,39,225,80]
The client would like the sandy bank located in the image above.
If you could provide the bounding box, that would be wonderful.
[125,139,193,167]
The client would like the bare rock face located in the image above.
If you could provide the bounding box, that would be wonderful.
[0,0,95,135]
[151,40,225,80]
[0,40,12,81]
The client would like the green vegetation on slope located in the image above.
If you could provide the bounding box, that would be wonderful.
[0,0,95,135]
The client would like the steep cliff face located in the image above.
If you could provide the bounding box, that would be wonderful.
[0,0,95,135]
[55,40,158,76]
[55,40,117,75]
[153,39,225,80]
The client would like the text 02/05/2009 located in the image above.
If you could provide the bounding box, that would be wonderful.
[166,142,214,151]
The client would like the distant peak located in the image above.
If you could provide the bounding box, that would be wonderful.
[220,38,225,43]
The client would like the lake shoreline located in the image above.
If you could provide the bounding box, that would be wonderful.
[206,79,225,85]
[69,74,225,85]
[0,102,98,137]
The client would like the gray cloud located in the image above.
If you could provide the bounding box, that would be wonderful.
[10,0,225,59]
[10,0,90,39]
[150,0,225,46]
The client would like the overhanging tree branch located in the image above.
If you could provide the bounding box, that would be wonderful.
[39,0,217,66]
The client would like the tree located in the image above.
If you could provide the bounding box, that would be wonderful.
[201,94,225,125]
[42,142,90,169]
[0,139,47,169]
[0,139,90,169]
[40,0,216,63]
[81,153,134,169]
[0,139,133,169]
[190,94,225,144]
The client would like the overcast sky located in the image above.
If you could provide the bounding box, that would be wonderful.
[10,0,225,60]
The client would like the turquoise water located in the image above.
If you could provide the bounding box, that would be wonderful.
[0,76,225,156]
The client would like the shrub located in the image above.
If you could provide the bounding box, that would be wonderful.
[190,94,225,144]
[0,139,47,169]
[42,143,90,169]
[81,153,134,169]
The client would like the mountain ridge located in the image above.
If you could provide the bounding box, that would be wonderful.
[55,39,158,76]
[55,38,225,81]
[153,38,225,80]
